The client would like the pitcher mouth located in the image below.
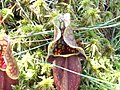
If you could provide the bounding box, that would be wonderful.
[0,36,8,70]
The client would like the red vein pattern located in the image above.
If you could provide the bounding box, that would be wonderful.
[47,13,86,90]
[0,35,19,90]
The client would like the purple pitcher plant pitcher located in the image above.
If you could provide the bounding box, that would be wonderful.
[0,34,19,90]
[46,13,86,90]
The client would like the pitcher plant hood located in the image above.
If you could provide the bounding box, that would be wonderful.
[47,13,86,62]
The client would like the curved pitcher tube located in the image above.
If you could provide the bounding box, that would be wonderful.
[46,13,86,90]
[0,34,19,79]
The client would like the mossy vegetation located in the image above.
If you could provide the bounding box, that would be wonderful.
[0,0,120,90]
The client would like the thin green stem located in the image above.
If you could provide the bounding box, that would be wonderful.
[14,38,52,43]
[105,15,120,24]
[30,58,118,88]
[11,31,53,39]
[14,42,49,56]
[16,0,34,25]
[1,0,4,8]
[73,22,120,30]
[52,63,117,86]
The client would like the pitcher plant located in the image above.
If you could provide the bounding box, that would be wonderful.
[46,13,86,90]
[0,33,19,90]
